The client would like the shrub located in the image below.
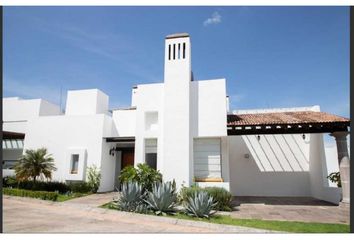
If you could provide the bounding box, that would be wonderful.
[67,181,92,193]
[144,181,177,215]
[327,172,341,187]
[113,181,146,212]
[118,166,137,182]
[185,191,216,218]
[3,188,59,201]
[87,165,101,193]
[3,177,70,194]
[179,185,233,211]
[204,187,233,211]
[3,176,18,188]
[3,178,93,194]
[178,184,198,203]
[119,163,162,192]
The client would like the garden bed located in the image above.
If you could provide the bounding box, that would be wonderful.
[100,201,349,233]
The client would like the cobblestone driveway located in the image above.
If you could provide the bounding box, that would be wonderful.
[230,197,349,224]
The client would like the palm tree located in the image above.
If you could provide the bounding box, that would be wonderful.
[14,148,57,183]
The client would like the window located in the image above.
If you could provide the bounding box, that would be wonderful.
[11,140,18,148]
[17,140,24,148]
[193,138,222,181]
[145,138,157,170]
[183,43,186,59]
[70,154,79,174]
[2,139,24,149]
[168,44,171,60]
[5,140,12,149]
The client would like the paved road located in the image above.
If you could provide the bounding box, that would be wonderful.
[3,195,271,233]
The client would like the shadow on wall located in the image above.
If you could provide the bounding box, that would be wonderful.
[243,134,310,172]
[229,135,312,197]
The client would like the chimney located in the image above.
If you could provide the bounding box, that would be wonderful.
[164,33,191,84]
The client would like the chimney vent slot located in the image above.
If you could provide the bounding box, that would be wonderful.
[173,44,176,60]
[178,43,181,59]
[168,44,171,60]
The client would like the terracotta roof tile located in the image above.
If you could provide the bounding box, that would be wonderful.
[227,111,350,126]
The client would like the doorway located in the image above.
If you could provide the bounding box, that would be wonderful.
[114,148,135,190]
[121,149,135,170]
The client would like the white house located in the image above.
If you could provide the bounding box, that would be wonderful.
[2,33,350,205]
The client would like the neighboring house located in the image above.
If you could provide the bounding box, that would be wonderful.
[2,97,61,177]
[2,33,350,204]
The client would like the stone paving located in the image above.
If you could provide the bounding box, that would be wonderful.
[230,196,349,224]
[61,191,117,208]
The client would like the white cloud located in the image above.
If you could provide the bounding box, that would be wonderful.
[203,12,222,26]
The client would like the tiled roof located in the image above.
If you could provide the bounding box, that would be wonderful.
[227,111,350,126]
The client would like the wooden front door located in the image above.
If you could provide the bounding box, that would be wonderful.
[121,151,134,170]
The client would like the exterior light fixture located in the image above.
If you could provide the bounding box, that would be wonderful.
[109,147,115,156]
[257,135,260,141]
[302,134,306,140]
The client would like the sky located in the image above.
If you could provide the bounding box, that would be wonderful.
[3,6,349,119]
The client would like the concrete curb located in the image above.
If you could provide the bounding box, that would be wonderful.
[88,206,278,233]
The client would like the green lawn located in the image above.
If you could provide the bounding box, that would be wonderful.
[169,213,349,233]
[56,193,90,202]
[3,188,90,202]
[100,202,349,233]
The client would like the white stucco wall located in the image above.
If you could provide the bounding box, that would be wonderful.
[3,149,23,162]
[190,79,227,137]
[133,83,164,172]
[229,134,312,197]
[39,100,62,116]
[3,122,27,134]
[112,109,136,137]
[324,145,341,188]
[3,97,61,134]
[65,89,109,116]
[309,134,341,204]
[23,114,114,192]
[100,115,118,191]
[3,97,41,122]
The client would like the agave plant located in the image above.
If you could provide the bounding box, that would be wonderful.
[185,191,216,218]
[113,181,145,212]
[144,181,177,215]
